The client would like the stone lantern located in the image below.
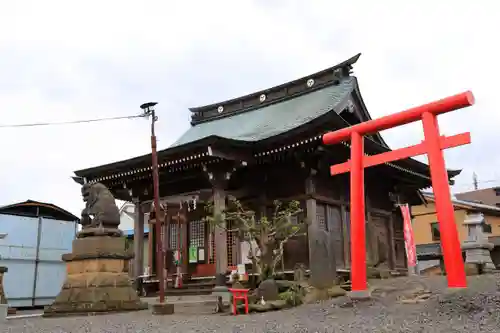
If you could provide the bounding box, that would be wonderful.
[461,212,496,275]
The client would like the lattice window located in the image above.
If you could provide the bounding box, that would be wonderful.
[226,220,238,266]
[169,224,178,249]
[209,232,216,264]
[316,203,327,231]
[189,220,205,247]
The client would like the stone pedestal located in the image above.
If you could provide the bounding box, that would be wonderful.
[461,213,496,275]
[152,302,175,315]
[347,290,372,301]
[308,228,337,290]
[212,274,230,312]
[43,236,148,317]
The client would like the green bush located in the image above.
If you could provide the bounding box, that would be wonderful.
[278,284,304,306]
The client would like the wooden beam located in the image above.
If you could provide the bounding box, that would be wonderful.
[330,133,470,175]
[207,145,253,164]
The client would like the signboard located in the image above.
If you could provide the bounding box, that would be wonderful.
[400,204,417,267]
[189,247,198,263]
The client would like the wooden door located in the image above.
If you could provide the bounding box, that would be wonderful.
[370,213,391,267]
[327,205,344,268]
[392,212,406,269]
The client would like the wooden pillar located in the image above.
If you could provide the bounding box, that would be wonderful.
[340,204,350,269]
[148,206,154,275]
[181,205,189,280]
[213,180,227,283]
[388,213,397,270]
[306,171,336,289]
[203,165,231,287]
[133,199,145,281]
[306,174,317,267]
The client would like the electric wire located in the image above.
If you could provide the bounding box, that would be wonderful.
[0,114,147,128]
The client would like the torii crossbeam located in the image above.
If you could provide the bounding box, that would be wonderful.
[323,91,475,292]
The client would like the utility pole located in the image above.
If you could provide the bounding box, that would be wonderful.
[140,102,165,304]
[473,172,478,190]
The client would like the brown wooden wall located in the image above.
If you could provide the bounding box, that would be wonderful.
[165,160,410,276]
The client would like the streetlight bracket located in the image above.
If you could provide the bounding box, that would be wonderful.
[140,102,158,117]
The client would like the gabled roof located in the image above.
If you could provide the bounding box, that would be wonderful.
[0,200,79,221]
[74,53,460,187]
[172,77,355,147]
[75,55,360,177]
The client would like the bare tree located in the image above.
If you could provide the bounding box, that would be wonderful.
[206,198,304,281]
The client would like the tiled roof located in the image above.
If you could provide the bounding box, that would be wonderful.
[171,77,354,147]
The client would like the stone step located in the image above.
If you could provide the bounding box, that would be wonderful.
[171,300,217,315]
[165,294,218,302]
[143,295,219,315]
[165,288,214,296]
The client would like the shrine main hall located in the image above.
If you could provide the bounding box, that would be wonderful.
[73,54,459,290]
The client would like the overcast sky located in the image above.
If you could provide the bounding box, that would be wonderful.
[0,0,498,216]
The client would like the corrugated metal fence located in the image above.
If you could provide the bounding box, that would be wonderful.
[0,214,77,308]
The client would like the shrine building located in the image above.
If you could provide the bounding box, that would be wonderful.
[73,54,460,291]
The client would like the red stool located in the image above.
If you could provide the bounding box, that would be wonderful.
[228,288,250,315]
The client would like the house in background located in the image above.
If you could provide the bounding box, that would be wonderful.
[455,186,500,207]
[119,201,140,231]
[412,192,500,275]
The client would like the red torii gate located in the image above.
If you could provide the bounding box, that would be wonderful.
[323,91,475,292]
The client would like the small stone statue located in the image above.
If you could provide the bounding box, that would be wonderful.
[78,183,122,238]
[293,263,307,283]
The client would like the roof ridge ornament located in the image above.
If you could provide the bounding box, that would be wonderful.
[188,53,362,125]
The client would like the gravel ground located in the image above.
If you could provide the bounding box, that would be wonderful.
[3,274,500,333]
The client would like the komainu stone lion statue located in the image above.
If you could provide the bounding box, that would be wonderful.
[79,183,121,237]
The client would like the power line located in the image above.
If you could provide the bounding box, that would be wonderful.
[0,114,146,128]
[453,179,500,188]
